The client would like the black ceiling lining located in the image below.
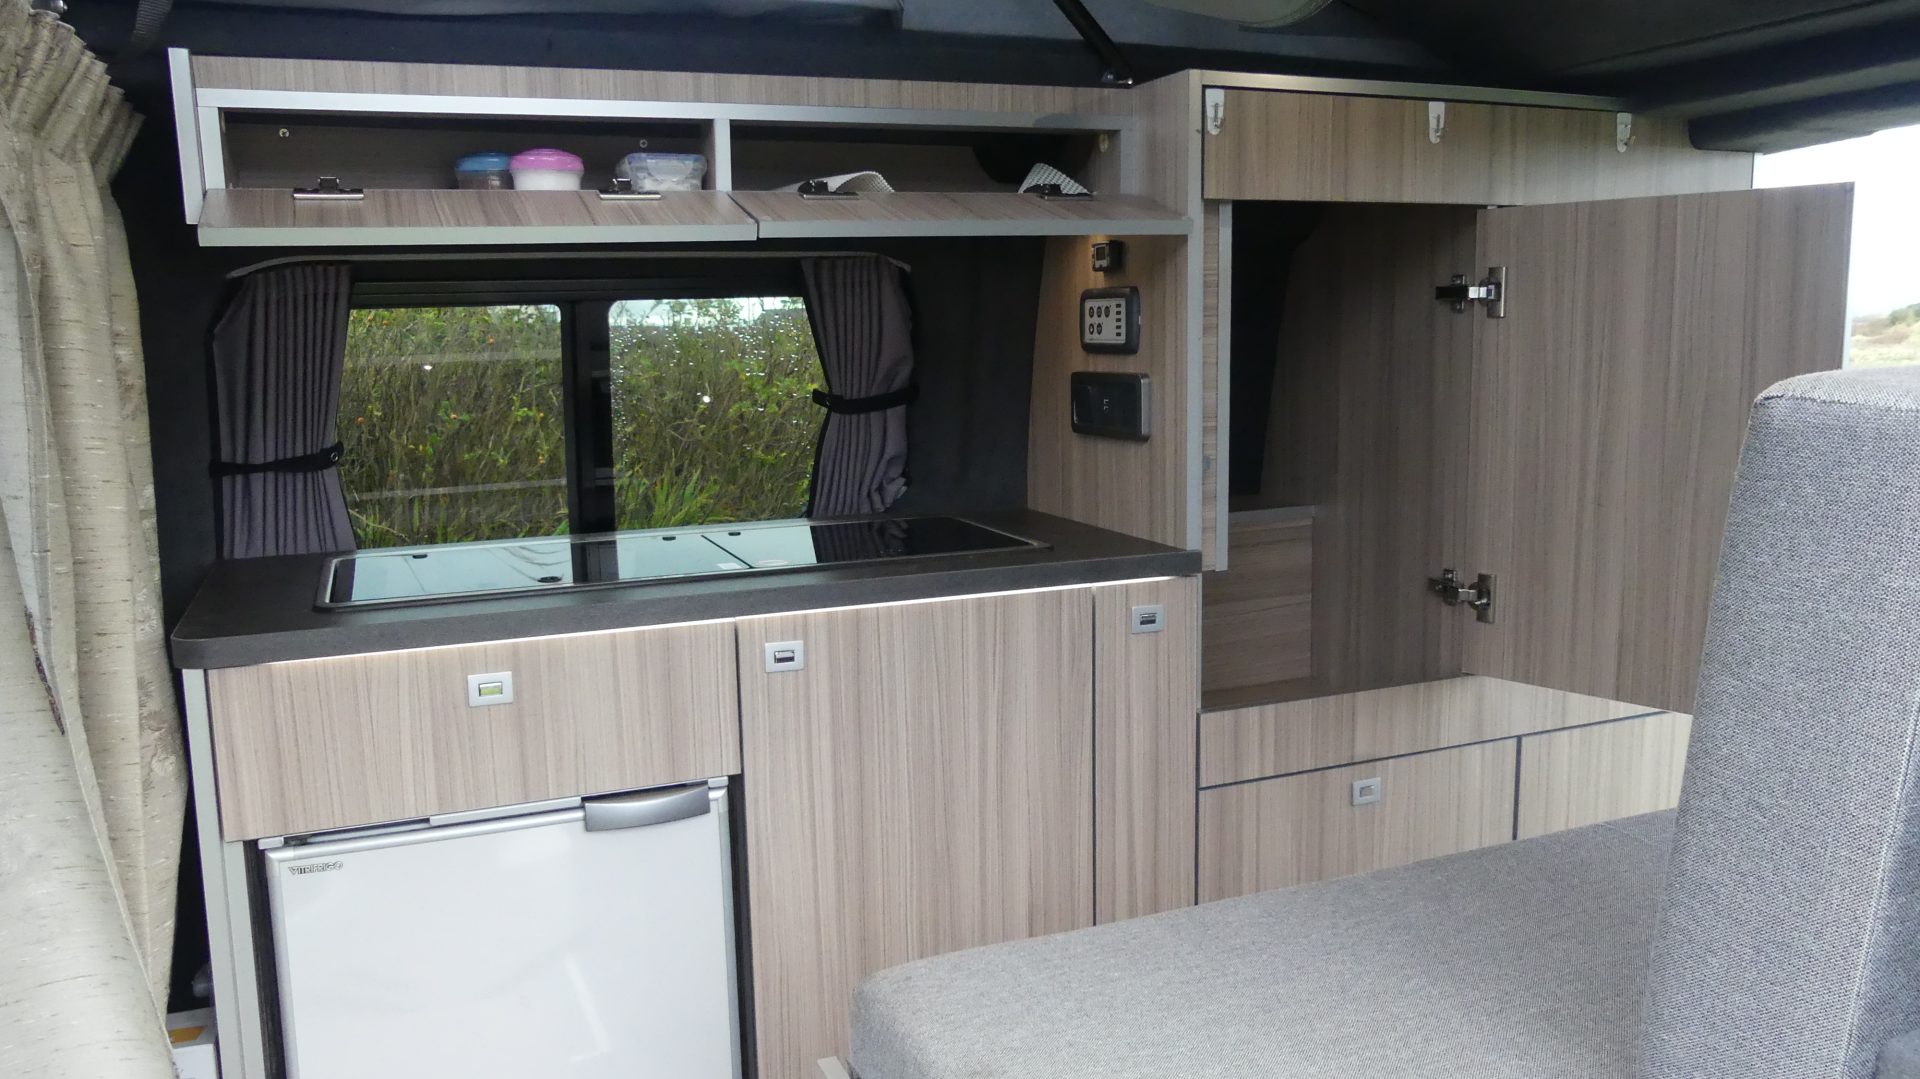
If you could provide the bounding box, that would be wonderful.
[60,0,1920,155]
[1558,0,1920,77]
[1336,0,1920,81]
[1691,77,1920,150]
[1626,14,1920,114]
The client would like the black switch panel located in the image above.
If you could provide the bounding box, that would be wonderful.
[1070,372,1150,441]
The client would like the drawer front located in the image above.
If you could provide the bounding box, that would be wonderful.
[1517,712,1693,840]
[1198,739,1516,901]
[207,620,741,839]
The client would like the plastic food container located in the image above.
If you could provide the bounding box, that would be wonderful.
[616,151,708,192]
[508,148,585,191]
[453,152,514,190]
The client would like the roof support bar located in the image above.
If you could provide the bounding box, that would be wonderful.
[1051,0,1136,87]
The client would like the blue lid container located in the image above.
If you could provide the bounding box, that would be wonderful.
[454,152,514,189]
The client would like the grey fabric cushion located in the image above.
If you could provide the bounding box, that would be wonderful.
[1880,1029,1920,1079]
[1641,368,1920,1079]
[852,812,1674,1079]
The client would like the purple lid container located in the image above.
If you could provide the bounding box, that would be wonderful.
[509,148,585,172]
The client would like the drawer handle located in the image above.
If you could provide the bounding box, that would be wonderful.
[582,784,711,832]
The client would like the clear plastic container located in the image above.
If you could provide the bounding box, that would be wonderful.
[453,152,514,190]
[616,151,708,192]
[508,148,585,191]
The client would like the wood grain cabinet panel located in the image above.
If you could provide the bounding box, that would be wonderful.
[1263,205,1479,698]
[1201,513,1312,701]
[737,589,1095,1079]
[197,188,760,247]
[1198,740,1516,901]
[1205,91,1498,204]
[205,620,742,840]
[1461,186,1852,712]
[1095,577,1200,923]
[1029,234,1191,551]
[1517,712,1693,840]
[1201,89,1751,204]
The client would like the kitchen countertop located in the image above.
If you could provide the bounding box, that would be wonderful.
[170,510,1199,669]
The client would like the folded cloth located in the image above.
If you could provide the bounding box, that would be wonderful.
[780,170,895,194]
[1019,162,1091,195]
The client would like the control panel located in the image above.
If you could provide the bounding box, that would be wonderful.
[1079,286,1141,354]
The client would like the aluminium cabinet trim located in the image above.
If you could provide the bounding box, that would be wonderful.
[194,85,1136,134]
[168,49,205,224]
[181,670,271,1079]
[1191,69,1627,112]
[1200,706,1669,790]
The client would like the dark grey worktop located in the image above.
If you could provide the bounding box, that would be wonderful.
[170,510,1199,669]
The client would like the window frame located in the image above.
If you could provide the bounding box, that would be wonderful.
[347,269,810,542]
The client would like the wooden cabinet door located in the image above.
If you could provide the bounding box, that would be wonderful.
[1460,185,1853,713]
[1200,88,1751,204]
[737,589,1094,1079]
[1094,576,1200,923]
[1203,91,1500,204]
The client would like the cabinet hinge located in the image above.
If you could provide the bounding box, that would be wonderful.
[1435,266,1506,318]
[1429,569,1496,624]
[1204,87,1225,135]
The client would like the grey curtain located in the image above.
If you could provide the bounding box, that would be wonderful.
[212,262,356,557]
[0,4,185,1076]
[801,255,915,518]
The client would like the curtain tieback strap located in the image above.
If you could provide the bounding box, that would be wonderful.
[209,442,344,478]
[811,384,919,415]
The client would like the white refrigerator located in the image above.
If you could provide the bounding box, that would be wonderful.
[263,781,741,1078]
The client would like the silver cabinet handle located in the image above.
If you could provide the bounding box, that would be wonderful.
[582,784,710,832]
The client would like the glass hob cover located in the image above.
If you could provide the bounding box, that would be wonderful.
[318,516,1042,609]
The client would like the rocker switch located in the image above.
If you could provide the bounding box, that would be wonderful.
[467,672,514,708]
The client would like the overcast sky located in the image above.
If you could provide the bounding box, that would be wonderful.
[1755,123,1920,318]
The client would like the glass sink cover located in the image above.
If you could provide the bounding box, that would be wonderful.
[317,516,1043,609]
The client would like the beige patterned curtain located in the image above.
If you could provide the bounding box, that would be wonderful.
[0,4,187,1076]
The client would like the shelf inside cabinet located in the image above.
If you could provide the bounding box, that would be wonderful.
[197,188,758,247]
[221,113,713,193]
[728,190,1188,239]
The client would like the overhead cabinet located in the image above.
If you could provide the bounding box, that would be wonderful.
[170,50,1187,246]
[1201,87,1755,204]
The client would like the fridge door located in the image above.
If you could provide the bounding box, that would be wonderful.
[265,784,739,1079]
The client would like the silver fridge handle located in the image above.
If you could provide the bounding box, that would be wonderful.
[583,784,712,832]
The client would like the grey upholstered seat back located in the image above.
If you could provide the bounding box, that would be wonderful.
[1641,368,1920,1079]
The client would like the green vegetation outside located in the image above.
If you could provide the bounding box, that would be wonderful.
[337,298,823,548]
[1852,302,1920,368]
